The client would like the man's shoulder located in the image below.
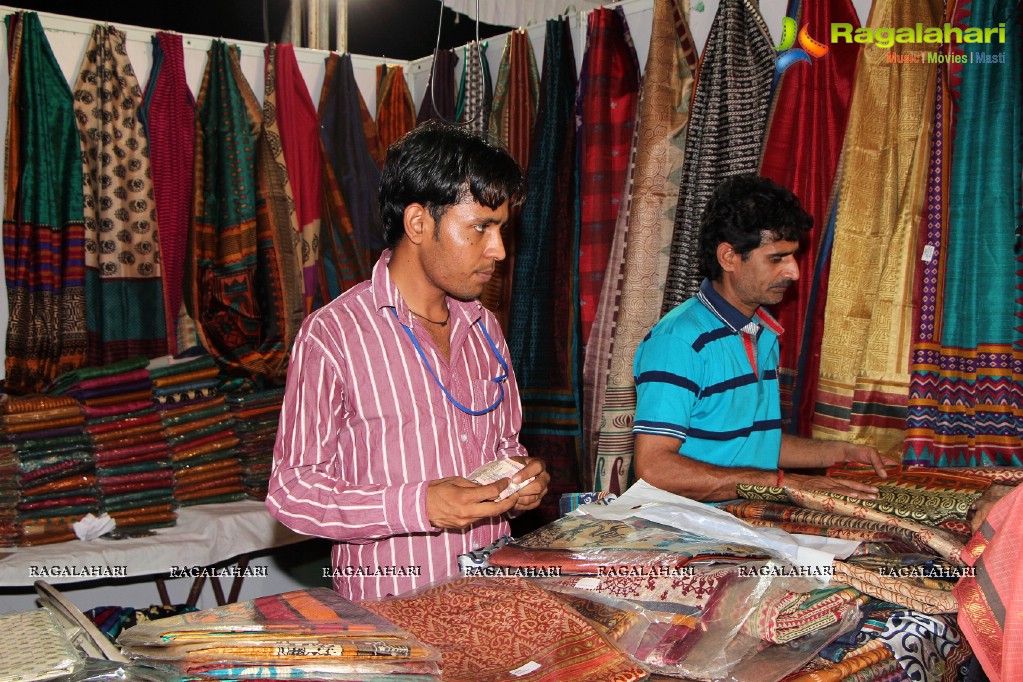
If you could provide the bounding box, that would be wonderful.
[300,280,376,337]
[644,297,722,347]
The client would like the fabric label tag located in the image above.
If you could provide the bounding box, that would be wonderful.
[510,661,542,676]
[574,577,601,590]
[921,244,936,262]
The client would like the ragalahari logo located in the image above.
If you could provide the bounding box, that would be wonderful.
[775,16,829,74]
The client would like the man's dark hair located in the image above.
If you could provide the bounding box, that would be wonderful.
[379,123,526,248]
[698,174,813,281]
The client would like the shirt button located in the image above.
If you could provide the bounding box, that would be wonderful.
[460,434,468,443]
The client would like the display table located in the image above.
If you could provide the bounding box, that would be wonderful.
[0,501,309,604]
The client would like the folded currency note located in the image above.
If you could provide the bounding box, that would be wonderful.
[467,459,536,501]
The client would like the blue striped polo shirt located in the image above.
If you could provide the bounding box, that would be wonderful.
[632,279,784,469]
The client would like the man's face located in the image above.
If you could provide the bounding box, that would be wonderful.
[420,199,509,301]
[728,232,800,315]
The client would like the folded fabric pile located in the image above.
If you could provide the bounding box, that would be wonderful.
[741,585,867,644]
[224,387,284,499]
[487,514,767,574]
[150,356,244,507]
[782,605,967,681]
[360,577,648,682]
[50,357,177,534]
[119,587,441,680]
[0,394,97,545]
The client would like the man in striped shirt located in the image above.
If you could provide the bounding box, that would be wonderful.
[267,124,549,600]
[632,175,891,502]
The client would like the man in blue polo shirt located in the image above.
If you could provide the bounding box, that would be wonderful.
[633,175,890,501]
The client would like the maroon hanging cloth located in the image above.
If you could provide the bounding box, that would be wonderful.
[576,7,640,347]
[758,0,862,434]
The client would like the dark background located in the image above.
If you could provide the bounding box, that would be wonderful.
[4,0,511,60]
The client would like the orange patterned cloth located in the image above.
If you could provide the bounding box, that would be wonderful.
[955,484,1023,682]
[361,577,648,682]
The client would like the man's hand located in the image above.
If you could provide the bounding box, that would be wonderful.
[508,457,550,511]
[784,472,880,499]
[834,443,897,478]
[426,477,518,529]
[969,484,1013,533]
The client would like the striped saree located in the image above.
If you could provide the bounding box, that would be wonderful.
[904,0,1023,467]
[813,0,942,456]
[455,41,492,136]
[3,12,87,394]
[661,0,776,312]
[187,41,303,383]
[375,65,415,155]
[758,0,862,434]
[142,32,195,356]
[507,19,580,523]
[591,0,698,492]
[318,53,380,276]
[75,25,167,365]
[483,30,539,332]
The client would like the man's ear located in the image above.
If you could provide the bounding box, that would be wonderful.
[403,203,430,245]
[717,242,738,273]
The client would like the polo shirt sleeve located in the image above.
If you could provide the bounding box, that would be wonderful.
[632,331,703,443]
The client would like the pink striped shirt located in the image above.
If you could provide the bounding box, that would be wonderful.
[267,251,526,600]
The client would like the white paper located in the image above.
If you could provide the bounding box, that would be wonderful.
[72,513,116,542]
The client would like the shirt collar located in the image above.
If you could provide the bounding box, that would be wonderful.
[696,278,784,336]
[370,249,484,326]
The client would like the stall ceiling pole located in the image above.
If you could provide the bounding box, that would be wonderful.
[337,0,348,53]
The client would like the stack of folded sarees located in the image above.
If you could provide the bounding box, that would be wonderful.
[119,587,442,680]
[150,355,245,506]
[0,394,97,545]
[51,357,177,534]
[225,387,284,499]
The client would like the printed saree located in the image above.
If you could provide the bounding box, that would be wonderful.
[360,577,648,682]
[3,12,87,394]
[591,0,698,493]
[661,0,776,312]
[74,24,167,365]
[186,41,303,382]
[812,0,942,456]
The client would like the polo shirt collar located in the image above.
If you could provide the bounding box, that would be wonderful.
[697,278,784,336]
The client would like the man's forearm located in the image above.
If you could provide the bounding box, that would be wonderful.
[634,434,776,501]
[778,433,840,469]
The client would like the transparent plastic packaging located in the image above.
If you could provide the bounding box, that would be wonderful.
[0,608,84,682]
[534,560,862,681]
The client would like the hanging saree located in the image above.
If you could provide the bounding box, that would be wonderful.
[3,12,87,395]
[374,64,415,155]
[455,41,492,136]
[758,0,862,435]
[416,48,457,125]
[577,7,641,476]
[317,53,380,275]
[268,43,321,316]
[186,41,303,383]
[483,30,540,332]
[507,19,580,523]
[576,7,640,347]
[812,0,942,457]
[661,0,776,313]
[904,0,1023,467]
[591,0,699,493]
[142,32,195,356]
[74,25,167,366]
